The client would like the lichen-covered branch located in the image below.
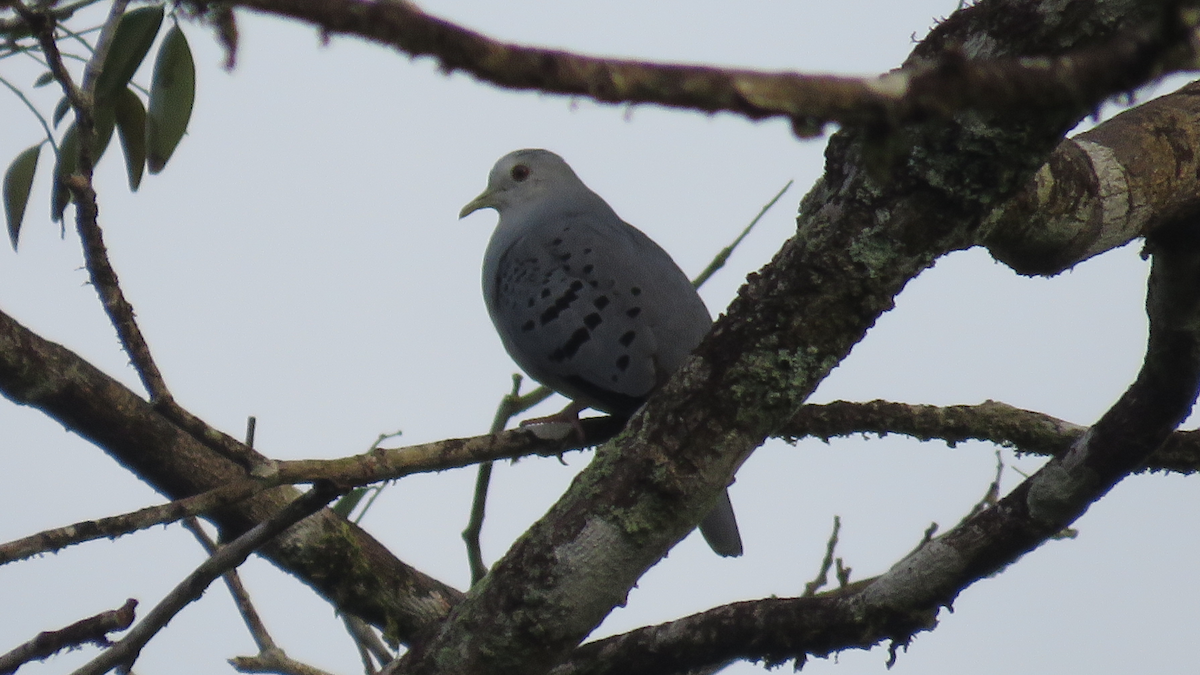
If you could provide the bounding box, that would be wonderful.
[982,80,1200,275]
[386,3,1178,674]
[547,221,1200,675]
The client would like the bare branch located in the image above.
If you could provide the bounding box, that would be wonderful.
[0,0,102,33]
[0,599,136,674]
[183,518,278,653]
[691,180,793,290]
[787,399,1085,456]
[0,479,263,565]
[63,171,175,403]
[227,0,1194,135]
[72,483,343,675]
[342,615,394,675]
[230,648,340,675]
[785,400,1200,475]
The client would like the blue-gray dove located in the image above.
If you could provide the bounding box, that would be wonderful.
[460,149,743,557]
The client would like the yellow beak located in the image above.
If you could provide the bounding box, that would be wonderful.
[459,190,495,219]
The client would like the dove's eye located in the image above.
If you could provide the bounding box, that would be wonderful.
[511,164,531,182]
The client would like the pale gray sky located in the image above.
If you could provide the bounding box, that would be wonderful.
[1,2,1194,674]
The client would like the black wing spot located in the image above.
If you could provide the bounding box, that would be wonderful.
[626,307,641,319]
[584,313,602,329]
[583,248,592,254]
[549,327,591,362]
[562,264,572,273]
[552,238,563,246]
[540,288,551,298]
[615,355,630,371]
[527,297,535,308]
[570,280,584,292]
[521,320,535,332]
[559,252,572,261]
[540,284,583,325]
[582,264,594,274]
[630,286,642,296]
[593,295,610,310]
[589,280,599,288]
[619,330,636,347]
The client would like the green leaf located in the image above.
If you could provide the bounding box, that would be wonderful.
[33,71,55,88]
[114,87,147,191]
[52,126,77,222]
[51,111,116,222]
[92,105,118,163]
[331,488,368,519]
[53,96,71,127]
[146,24,195,174]
[93,4,165,104]
[4,145,41,251]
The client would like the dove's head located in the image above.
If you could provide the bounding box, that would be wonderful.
[459,149,588,219]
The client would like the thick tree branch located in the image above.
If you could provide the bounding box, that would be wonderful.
[225,0,1195,135]
[387,3,1178,674]
[548,221,1200,675]
[982,80,1200,274]
[0,308,463,645]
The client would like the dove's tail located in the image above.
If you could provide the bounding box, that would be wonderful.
[699,488,743,557]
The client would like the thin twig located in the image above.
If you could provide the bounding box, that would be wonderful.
[0,599,136,674]
[70,483,343,675]
[463,374,530,585]
[0,75,57,152]
[16,4,87,114]
[0,479,265,565]
[0,0,102,32]
[183,518,278,653]
[332,430,403,523]
[802,515,841,597]
[231,0,1192,136]
[692,179,793,289]
[27,1,176,405]
[343,615,393,674]
[164,404,274,471]
[186,512,343,675]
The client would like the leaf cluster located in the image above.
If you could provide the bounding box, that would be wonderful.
[2,4,196,250]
